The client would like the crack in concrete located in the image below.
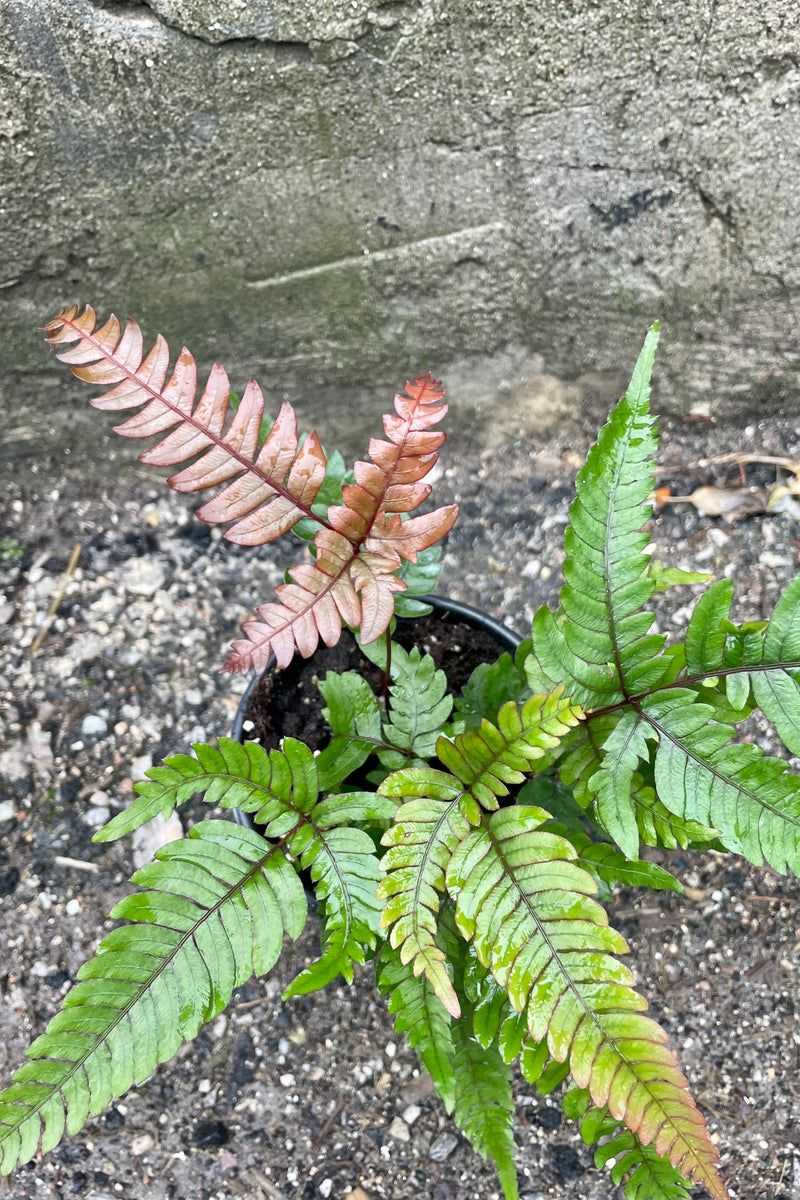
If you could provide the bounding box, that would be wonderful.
[87,1,313,56]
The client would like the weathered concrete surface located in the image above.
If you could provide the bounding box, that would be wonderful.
[2,0,800,468]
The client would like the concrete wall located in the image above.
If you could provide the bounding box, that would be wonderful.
[2,0,800,461]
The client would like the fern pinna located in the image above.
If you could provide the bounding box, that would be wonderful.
[43,305,457,669]
[10,313,800,1197]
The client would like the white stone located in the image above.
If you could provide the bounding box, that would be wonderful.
[121,557,167,597]
[0,799,16,821]
[319,1180,333,1198]
[65,899,81,916]
[185,688,203,707]
[81,714,108,737]
[130,754,153,780]
[388,1117,410,1142]
[131,1133,154,1156]
[83,806,110,828]
[402,1104,421,1125]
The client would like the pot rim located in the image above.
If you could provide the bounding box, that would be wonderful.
[230,594,524,829]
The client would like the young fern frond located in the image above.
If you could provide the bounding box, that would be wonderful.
[526,325,666,708]
[0,821,306,1175]
[378,767,470,1016]
[44,307,456,669]
[563,1087,694,1200]
[378,691,582,1015]
[380,647,454,764]
[446,805,725,1199]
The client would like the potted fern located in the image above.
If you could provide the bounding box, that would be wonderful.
[3,310,796,1198]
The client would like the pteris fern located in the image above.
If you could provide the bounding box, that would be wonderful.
[43,305,457,670]
[12,318,800,1198]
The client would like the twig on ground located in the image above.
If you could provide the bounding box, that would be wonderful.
[53,855,100,874]
[30,543,82,656]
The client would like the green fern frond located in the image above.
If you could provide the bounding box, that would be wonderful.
[640,689,800,874]
[648,561,713,594]
[436,908,519,1199]
[542,822,683,893]
[445,805,725,1199]
[563,1087,693,1200]
[685,578,734,675]
[376,943,456,1112]
[741,576,800,754]
[104,734,388,993]
[394,544,445,617]
[558,715,622,808]
[378,691,582,1014]
[380,647,454,764]
[630,779,718,850]
[0,821,306,1175]
[450,1014,518,1200]
[525,326,668,708]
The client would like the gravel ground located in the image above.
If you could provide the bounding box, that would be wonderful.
[1,403,800,1200]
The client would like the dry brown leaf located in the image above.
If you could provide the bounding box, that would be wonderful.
[655,485,769,523]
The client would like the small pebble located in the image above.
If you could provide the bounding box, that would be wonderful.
[83,806,110,828]
[121,557,166,596]
[429,1131,458,1161]
[185,688,203,707]
[319,1180,333,1198]
[81,714,108,737]
[402,1104,421,1125]
[65,899,81,916]
[388,1116,410,1142]
[0,800,16,822]
[131,1133,154,1156]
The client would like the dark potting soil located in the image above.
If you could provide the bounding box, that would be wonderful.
[243,610,506,753]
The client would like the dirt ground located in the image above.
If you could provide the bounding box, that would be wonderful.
[1,391,799,1200]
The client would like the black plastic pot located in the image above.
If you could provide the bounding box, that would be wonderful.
[230,594,524,829]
